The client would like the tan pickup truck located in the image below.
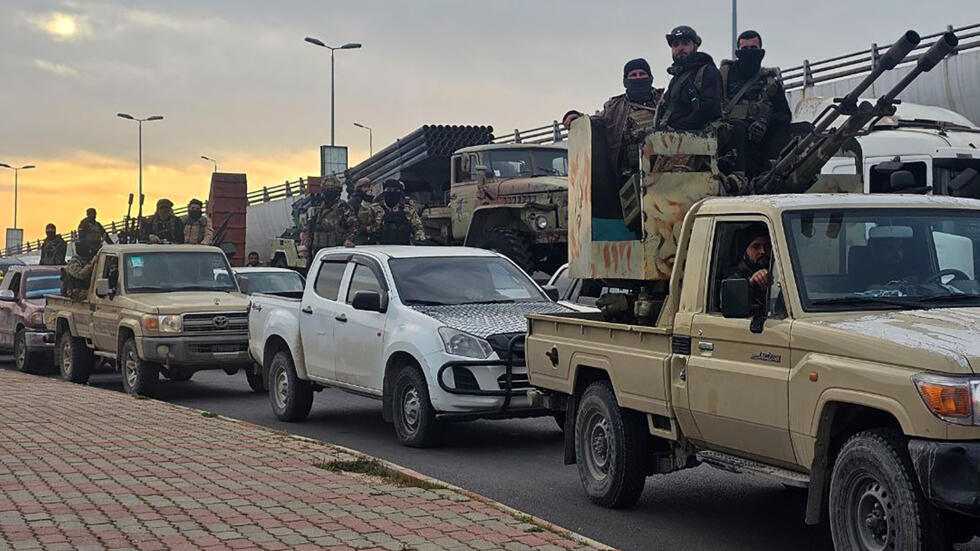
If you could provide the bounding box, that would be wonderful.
[526,194,980,549]
[45,244,259,396]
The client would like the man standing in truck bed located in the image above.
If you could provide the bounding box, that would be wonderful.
[61,240,98,301]
[142,199,184,244]
[655,26,722,132]
[361,180,426,245]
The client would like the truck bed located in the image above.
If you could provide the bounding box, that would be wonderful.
[525,311,674,417]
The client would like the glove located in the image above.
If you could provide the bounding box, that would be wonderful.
[747,121,767,142]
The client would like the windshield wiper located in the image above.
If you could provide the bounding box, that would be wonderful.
[469,299,517,304]
[405,299,452,306]
[127,285,167,292]
[916,293,980,304]
[811,296,928,310]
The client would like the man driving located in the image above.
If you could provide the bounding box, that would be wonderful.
[727,223,771,310]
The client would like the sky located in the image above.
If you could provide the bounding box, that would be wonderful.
[1,0,979,244]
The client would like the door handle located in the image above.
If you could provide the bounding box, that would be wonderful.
[251,303,262,312]
[335,314,348,323]
[301,306,313,314]
[698,341,714,352]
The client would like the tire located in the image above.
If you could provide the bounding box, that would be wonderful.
[14,329,43,375]
[574,381,648,508]
[58,330,93,384]
[119,337,159,397]
[245,366,267,393]
[480,227,534,273]
[829,429,947,551]
[268,350,313,421]
[391,366,441,448]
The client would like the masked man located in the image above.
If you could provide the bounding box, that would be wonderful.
[142,199,184,244]
[308,176,358,260]
[361,179,426,245]
[182,199,214,245]
[40,224,68,265]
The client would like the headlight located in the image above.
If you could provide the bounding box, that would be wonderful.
[141,315,182,334]
[913,373,980,426]
[535,215,549,230]
[438,327,493,359]
[29,311,45,328]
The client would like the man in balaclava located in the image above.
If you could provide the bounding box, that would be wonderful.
[308,176,358,260]
[726,223,772,311]
[182,198,214,245]
[62,239,100,301]
[142,198,184,244]
[361,179,426,245]
[719,30,792,179]
[655,25,723,132]
[40,223,68,265]
[349,178,378,245]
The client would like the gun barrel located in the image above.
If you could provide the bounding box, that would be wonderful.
[879,32,958,105]
[840,30,920,107]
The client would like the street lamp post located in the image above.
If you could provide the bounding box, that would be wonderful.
[304,36,362,146]
[353,122,373,156]
[0,163,36,229]
[117,113,164,220]
[200,155,218,172]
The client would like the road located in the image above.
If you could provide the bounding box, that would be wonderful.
[3,358,977,551]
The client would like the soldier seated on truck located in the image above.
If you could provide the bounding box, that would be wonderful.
[61,240,99,301]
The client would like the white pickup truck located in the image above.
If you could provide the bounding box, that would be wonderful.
[248,245,569,447]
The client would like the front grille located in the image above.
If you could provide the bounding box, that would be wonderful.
[183,312,249,333]
[497,372,530,390]
[486,332,525,363]
[190,342,248,354]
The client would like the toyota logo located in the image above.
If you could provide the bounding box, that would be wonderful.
[213,316,229,328]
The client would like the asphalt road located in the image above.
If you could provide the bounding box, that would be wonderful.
[3,358,977,551]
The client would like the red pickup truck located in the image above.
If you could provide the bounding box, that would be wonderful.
[0,265,61,373]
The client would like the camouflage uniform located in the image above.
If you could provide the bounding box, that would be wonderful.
[141,215,184,244]
[62,255,95,301]
[182,214,214,245]
[309,200,358,254]
[40,235,68,265]
[361,197,426,245]
[77,217,108,245]
[719,60,791,179]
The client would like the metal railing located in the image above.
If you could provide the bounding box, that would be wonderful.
[493,121,566,145]
[780,23,980,90]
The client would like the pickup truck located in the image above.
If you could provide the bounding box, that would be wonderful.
[45,244,258,396]
[249,245,568,447]
[526,194,980,549]
[0,265,61,373]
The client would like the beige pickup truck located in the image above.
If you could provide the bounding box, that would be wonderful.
[45,244,258,396]
[526,194,980,549]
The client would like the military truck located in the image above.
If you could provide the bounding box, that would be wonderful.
[420,142,569,274]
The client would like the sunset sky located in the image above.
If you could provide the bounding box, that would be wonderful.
[2,0,978,245]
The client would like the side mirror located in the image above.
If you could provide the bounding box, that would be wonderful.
[541,285,560,302]
[720,279,751,318]
[351,290,383,312]
[0,290,15,302]
[238,276,249,295]
[475,165,491,186]
[94,278,111,298]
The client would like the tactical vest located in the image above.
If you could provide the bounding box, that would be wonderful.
[622,104,658,171]
[184,217,207,244]
[149,216,180,242]
[61,261,90,300]
[379,206,412,245]
[657,64,708,129]
[720,62,781,122]
[311,205,345,250]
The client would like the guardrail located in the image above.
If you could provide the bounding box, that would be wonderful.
[492,121,566,145]
[780,23,980,90]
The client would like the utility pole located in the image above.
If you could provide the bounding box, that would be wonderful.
[732,0,738,58]
[117,113,164,221]
[0,163,35,229]
[305,37,362,146]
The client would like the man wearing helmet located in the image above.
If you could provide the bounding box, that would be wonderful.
[348,178,378,245]
[142,198,184,244]
[360,179,426,245]
[656,25,723,132]
[307,176,358,260]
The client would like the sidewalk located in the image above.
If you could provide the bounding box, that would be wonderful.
[0,370,607,551]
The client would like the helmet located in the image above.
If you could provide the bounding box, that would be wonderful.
[156,198,174,209]
[356,177,373,189]
[321,176,343,192]
[382,179,405,191]
[666,25,701,46]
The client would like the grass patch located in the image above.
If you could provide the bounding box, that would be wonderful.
[132,394,149,400]
[200,411,219,418]
[514,513,547,533]
[314,459,447,490]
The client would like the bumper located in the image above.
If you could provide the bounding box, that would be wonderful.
[139,334,251,368]
[24,329,54,353]
[908,439,980,518]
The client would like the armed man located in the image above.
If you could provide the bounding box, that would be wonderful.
[141,198,184,244]
[720,30,792,179]
[307,176,358,262]
[362,179,426,245]
[61,240,99,301]
[349,178,378,244]
[655,26,723,132]
[39,223,67,265]
[77,208,111,246]
[182,198,214,245]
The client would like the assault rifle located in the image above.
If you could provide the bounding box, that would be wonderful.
[748,30,958,195]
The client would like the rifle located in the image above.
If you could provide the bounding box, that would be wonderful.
[135,194,145,242]
[748,30,958,195]
[121,193,134,243]
[211,214,234,246]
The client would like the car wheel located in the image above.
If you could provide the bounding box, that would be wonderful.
[120,337,159,397]
[575,380,648,508]
[391,366,441,448]
[58,330,92,384]
[245,366,267,393]
[14,329,42,374]
[829,429,946,551]
[479,227,533,273]
[268,350,312,421]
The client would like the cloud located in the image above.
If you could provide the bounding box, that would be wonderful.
[33,58,80,77]
[28,11,90,41]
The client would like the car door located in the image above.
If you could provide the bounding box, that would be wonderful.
[332,256,388,391]
[0,271,20,349]
[685,218,797,464]
[449,153,481,241]
[299,255,351,382]
[92,255,120,351]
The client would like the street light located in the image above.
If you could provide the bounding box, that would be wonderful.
[305,36,362,146]
[200,155,218,172]
[0,163,35,229]
[353,122,373,156]
[116,113,164,221]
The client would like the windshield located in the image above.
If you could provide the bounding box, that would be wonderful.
[784,208,980,311]
[484,148,568,178]
[124,252,237,293]
[237,271,304,295]
[389,256,548,305]
[24,273,61,299]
